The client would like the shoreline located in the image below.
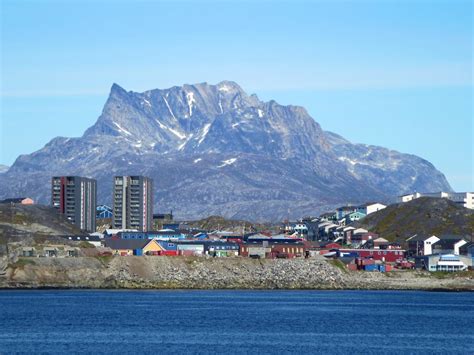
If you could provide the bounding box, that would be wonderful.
[1,255,473,292]
[0,286,473,292]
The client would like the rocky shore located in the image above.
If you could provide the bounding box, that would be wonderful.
[0,255,473,291]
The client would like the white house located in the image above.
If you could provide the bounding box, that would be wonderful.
[357,202,387,215]
[422,235,439,256]
[398,192,474,209]
[423,254,470,272]
[294,223,308,235]
[399,192,423,203]
[407,234,468,256]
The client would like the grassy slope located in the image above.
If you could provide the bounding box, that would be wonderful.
[354,197,474,243]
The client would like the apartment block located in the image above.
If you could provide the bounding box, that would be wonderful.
[51,176,97,232]
[113,176,154,231]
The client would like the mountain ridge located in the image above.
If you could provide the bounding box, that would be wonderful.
[0,81,452,221]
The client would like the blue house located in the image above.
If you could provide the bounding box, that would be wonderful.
[116,231,187,240]
[345,211,366,224]
[163,223,180,231]
[97,205,113,219]
[157,241,178,252]
[194,232,208,239]
[336,206,357,220]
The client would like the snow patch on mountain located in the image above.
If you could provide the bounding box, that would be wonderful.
[178,134,194,151]
[338,157,357,165]
[168,128,186,140]
[197,123,212,145]
[218,84,231,92]
[155,119,186,139]
[112,122,132,136]
[186,91,196,117]
[218,158,237,168]
[163,96,176,120]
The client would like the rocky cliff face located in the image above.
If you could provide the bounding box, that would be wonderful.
[0,81,452,221]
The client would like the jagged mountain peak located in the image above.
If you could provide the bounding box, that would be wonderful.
[83,81,325,159]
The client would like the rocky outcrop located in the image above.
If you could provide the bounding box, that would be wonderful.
[1,256,472,291]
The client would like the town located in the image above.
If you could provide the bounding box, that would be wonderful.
[2,175,474,274]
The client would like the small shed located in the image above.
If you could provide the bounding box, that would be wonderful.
[64,247,79,257]
[21,247,36,257]
[43,247,58,257]
[373,237,390,248]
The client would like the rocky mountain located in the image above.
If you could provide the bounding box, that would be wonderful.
[0,165,8,174]
[0,81,452,221]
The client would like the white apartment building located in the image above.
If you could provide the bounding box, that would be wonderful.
[398,192,474,209]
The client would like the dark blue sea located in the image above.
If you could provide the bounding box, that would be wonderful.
[0,290,472,354]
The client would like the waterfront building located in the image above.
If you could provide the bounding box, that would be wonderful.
[51,176,97,232]
[416,254,470,272]
[113,176,153,232]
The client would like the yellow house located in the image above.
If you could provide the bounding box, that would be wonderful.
[104,239,163,256]
[142,239,163,255]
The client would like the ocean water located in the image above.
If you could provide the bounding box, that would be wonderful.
[0,290,472,354]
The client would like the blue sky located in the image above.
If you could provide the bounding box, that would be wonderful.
[1,0,472,190]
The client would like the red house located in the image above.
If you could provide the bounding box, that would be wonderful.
[269,244,305,258]
[340,249,405,263]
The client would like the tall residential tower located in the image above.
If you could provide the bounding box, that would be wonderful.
[51,176,97,232]
[113,176,153,231]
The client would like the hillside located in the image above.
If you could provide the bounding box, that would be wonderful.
[0,204,82,246]
[354,197,474,242]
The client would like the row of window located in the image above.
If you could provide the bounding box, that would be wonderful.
[368,251,403,256]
